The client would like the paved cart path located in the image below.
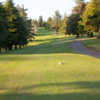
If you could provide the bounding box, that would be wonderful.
[71,40,100,58]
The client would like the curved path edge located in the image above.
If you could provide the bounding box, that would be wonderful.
[71,40,100,58]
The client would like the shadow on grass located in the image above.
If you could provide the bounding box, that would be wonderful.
[22,81,100,89]
[1,81,100,100]
[1,93,100,100]
[1,38,74,55]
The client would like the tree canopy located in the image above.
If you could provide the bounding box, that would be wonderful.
[0,0,34,52]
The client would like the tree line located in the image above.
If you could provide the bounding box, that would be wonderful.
[0,0,35,52]
[0,0,100,52]
[41,0,100,38]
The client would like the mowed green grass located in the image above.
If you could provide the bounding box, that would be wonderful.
[0,28,100,100]
[83,38,100,51]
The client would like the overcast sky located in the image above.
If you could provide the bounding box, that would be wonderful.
[0,0,90,20]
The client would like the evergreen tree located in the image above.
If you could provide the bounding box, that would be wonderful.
[67,0,86,37]
[53,10,61,34]
[38,16,43,27]
[27,19,36,41]
[47,17,53,30]
[19,5,35,44]
[59,14,67,35]
[17,5,30,47]
[67,14,80,36]
[5,0,19,50]
[0,0,35,52]
[15,13,28,48]
[0,2,9,52]
[4,0,34,50]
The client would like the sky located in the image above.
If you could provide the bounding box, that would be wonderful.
[0,0,90,20]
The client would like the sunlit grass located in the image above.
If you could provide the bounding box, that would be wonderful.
[0,28,100,100]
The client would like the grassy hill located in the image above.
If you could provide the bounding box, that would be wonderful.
[0,27,100,100]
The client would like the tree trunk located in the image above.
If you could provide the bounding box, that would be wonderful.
[0,48,1,53]
[19,45,22,49]
[87,32,94,38]
[90,33,94,37]
[56,27,59,35]
[5,48,8,52]
[76,33,80,38]
[15,45,17,50]
[8,45,12,50]
[98,27,100,38]
[23,45,25,48]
